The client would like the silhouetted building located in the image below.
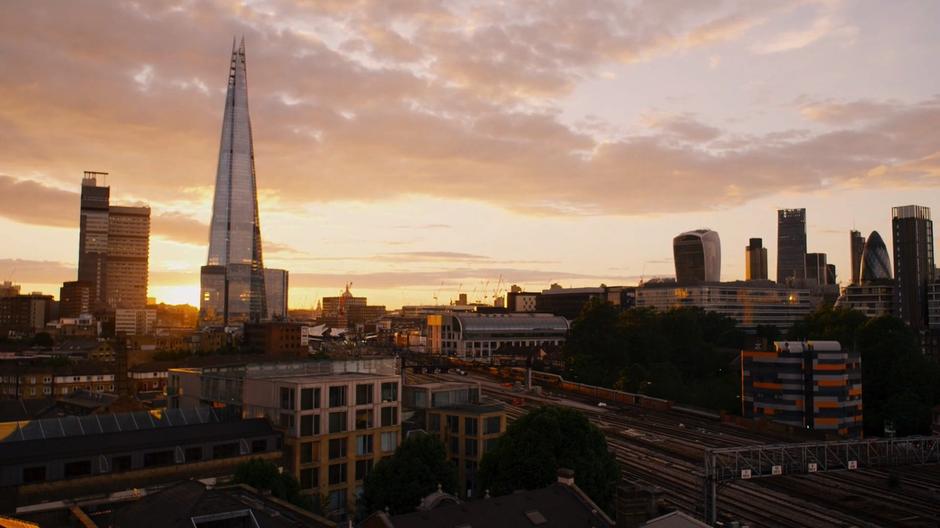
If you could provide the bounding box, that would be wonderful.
[860,231,892,282]
[835,282,897,318]
[506,289,539,312]
[745,238,768,281]
[892,205,935,330]
[827,264,837,285]
[59,280,92,318]
[200,40,267,326]
[805,253,829,285]
[0,293,55,337]
[534,284,635,319]
[78,172,111,308]
[243,321,305,357]
[777,208,807,284]
[106,205,151,309]
[673,229,721,284]
[742,341,862,439]
[850,230,865,285]
[265,268,289,320]
[0,281,21,298]
[321,284,384,328]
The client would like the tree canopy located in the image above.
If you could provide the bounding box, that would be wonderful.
[478,406,619,511]
[233,458,314,511]
[361,434,457,516]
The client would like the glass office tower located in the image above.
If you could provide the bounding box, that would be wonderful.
[200,39,267,326]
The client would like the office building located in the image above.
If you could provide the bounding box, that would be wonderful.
[805,253,829,285]
[114,308,156,336]
[742,341,863,439]
[243,321,305,357]
[745,238,768,281]
[0,408,280,509]
[826,264,837,285]
[0,281,21,297]
[0,293,55,337]
[929,280,940,330]
[200,40,267,326]
[636,279,812,332]
[427,313,569,359]
[850,230,866,284]
[836,231,897,317]
[892,205,935,330]
[59,281,92,318]
[506,287,539,312]
[533,284,635,319]
[860,231,892,282]
[168,361,400,519]
[321,284,385,328]
[106,205,151,309]
[673,229,721,284]
[265,268,289,320]
[777,209,807,284]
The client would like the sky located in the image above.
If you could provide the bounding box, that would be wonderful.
[0,0,938,309]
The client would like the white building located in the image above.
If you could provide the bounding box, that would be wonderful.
[114,308,156,336]
[427,312,569,359]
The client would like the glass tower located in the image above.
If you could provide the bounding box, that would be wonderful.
[776,209,807,285]
[200,39,266,326]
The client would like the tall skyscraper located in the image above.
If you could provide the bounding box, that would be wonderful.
[673,229,721,284]
[76,172,150,311]
[805,253,829,286]
[892,205,935,330]
[200,39,267,326]
[850,230,865,285]
[745,238,768,281]
[78,172,110,308]
[777,209,807,284]
[264,268,289,320]
[860,231,891,282]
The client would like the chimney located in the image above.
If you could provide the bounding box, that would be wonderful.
[557,468,574,486]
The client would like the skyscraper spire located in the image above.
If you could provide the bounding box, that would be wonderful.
[200,39,266,326]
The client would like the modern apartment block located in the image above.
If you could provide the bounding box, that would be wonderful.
[167,359,401,519]
[742,341,863,439]
[777,208,807,284]
[636,279,812,332]
[745,238,768,281]
[403,381,507,499]
[892,205,935,330]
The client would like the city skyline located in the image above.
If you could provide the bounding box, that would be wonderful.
[1,1,939,309]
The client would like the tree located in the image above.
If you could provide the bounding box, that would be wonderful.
[563,300,626,386]
[233,458,314,511]
[478,406,619,510]
[31,332,54,348]
[361,434,457,516]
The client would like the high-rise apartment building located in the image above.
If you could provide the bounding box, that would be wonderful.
[850,230,865,284]
[200,39,267,326]
[75,173,150,311]
[673,229,721,284]
[777,209,807,284]
[742,341,863,439]
[59,281,92,318]
[78,172,111,307]
[745,238,768,281]
[264,268,289,320]
[805,253,829,286]
[892,205,935,330]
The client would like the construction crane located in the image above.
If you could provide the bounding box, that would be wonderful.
[492,274,504,306]
[432,281,444,305]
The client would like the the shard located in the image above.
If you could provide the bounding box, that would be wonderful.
[200,38,267,326]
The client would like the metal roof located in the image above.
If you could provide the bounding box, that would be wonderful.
[454,314,569,333]
[0,407,220,443]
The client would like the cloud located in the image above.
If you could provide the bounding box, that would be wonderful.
[380,251,489,261]
[0,259,74,285]
[289,267,619,289]
[799,99,900,125]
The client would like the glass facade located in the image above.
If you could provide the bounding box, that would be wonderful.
[777,208,807,284]
[200,39,267,325]
[860,231,891,282]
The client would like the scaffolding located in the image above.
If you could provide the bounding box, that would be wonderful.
[703,436,940,524]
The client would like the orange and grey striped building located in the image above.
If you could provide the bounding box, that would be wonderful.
[742,341,863,439]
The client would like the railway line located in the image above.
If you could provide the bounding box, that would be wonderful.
[407,370,940,527]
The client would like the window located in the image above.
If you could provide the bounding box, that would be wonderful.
[143,451,174,468]
[381,406,398,427]
[380,431,397,452]
[465,438,478,457]
[355,409,374,430]
[280,387,295,410]
[329,412,347,433]
[465,417,478,436]
[356,434,373,456]
[484,438,499,453]
[328,463,348,485]
[300,442,314,464]
[251,439,267,453]
[113,455,133,472]
[447,415,460,434]
[22,466,46,484]
[329,386,346,407]
[329,438,347,460]
[356,384,374,405]
[213,443,240,459]
[381,382,398,402]
[485,416,501,434]
[429,413,441,431]
[300,468,318,490]
[301,388,320,410]
[185,447,203,462]
[355,459,373,481]
[450,436,459,454]
[279,413,295,432]
[301,415,320,436]
[328,489,347,512]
